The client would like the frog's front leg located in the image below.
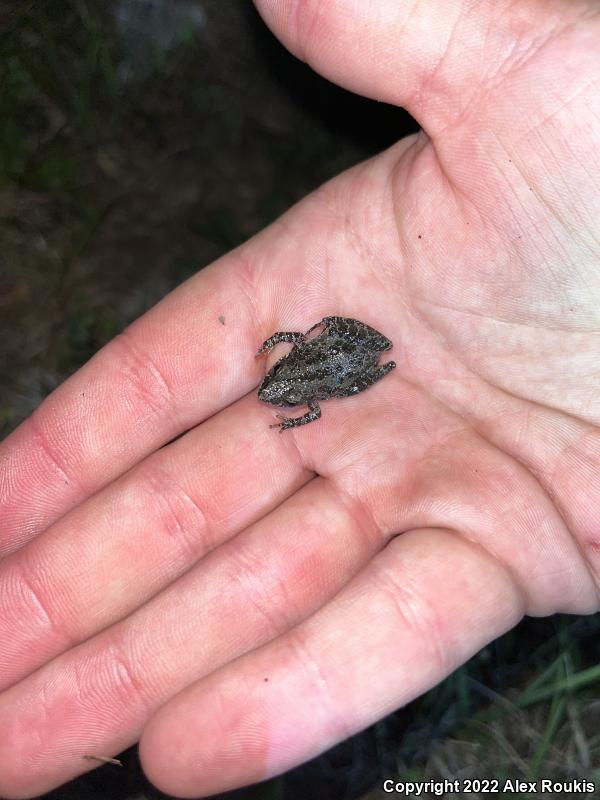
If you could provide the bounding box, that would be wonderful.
[335,361,396,397]
[270,401,321,432]
[256,330,305,356]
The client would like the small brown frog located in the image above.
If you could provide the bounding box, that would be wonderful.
[256,316,396,431]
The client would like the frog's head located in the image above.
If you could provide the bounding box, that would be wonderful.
[258,367,303,407]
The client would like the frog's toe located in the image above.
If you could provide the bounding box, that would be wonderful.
[269,413,293,431]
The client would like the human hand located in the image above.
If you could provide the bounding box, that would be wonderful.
[1,0,599,796]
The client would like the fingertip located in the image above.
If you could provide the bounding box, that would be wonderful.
[253,0,305,60]
[139,684,270,798]
[139,710,197,798]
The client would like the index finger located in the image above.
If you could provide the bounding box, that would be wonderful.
[0,249,262,556]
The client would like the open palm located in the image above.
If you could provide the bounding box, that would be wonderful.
[1,1,599,797]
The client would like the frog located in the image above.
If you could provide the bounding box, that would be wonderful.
[256,315,396,431]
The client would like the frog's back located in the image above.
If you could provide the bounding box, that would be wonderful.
[276,334,378,400]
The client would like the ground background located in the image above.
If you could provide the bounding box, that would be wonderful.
[1,2,600,798]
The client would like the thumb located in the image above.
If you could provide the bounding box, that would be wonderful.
[253,0,585,134]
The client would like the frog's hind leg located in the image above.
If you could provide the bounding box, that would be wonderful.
[318,316,393,351]
[270,401,321,432]
[256,330,305,356]
[334,360,396,397]
[303,318,329,338]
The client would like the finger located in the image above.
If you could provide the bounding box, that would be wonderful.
[0,479,381,799]
[139,528,523,797]
[254,0,590,133]
[0,253,263,555]
[0,389,315,692]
